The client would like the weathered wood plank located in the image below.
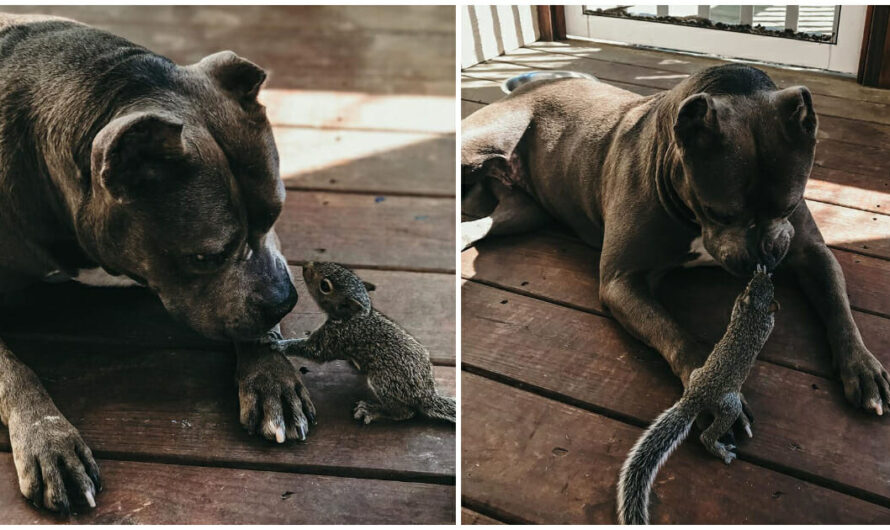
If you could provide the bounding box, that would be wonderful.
[462,282,890,504]
[462,373,890,524]
[0,268,455,365]
[0,340,455,479]
[264,91,454,133]
[462,100,486,119]
[808,167,890,216]
[0,5,456,34]
[461,231,890,376]
[462,507,504,524]
[529,39,890,106]
[485,47,890,126]
[806,200,890,260]
[278,191,455,271]
[276,128,455,196]
[0,455,454,524]
[6,6,455,96]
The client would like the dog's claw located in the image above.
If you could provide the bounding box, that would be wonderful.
[85,490,96,509]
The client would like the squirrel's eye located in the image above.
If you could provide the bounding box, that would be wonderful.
[319,278,333,294]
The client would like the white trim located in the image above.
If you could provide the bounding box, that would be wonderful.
[567,5,867,74]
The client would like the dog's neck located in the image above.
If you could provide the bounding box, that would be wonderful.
[651,106,698,232]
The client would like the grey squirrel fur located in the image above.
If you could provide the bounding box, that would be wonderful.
[617,266,778,524]
[275,262,455,423]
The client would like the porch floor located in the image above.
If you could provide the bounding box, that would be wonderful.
[461,39,890,523]
[0,6,455,524]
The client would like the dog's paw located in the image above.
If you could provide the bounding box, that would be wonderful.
[9,415,100,514]
[838,348,890,416]
[237,348,316,443]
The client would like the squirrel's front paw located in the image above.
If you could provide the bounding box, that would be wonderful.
[237,347,316,442]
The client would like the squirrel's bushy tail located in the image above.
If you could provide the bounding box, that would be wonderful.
[420,394,456,423]
[617,399,696,525]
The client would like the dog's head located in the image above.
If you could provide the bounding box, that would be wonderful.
[82,51,295,340]
[671,85,817,276]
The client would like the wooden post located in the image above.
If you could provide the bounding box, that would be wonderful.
[537,5,566,41]
[551,6,566,40]
[537,5,553,41]
[858,5,890,88]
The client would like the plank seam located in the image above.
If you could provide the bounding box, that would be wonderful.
[461,498,531,525]
[461,365,890,509]
[283,185,454,199]
[460,275,883,380]
[0,445,456,486]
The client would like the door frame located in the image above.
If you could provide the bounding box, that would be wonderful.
[565,5,868,75]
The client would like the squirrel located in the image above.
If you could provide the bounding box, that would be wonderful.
[274,262,455,424]
[617,266,779,525]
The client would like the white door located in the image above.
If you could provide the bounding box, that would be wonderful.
[565,5,868,74]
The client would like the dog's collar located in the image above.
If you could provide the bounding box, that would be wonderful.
[655,147,699,231]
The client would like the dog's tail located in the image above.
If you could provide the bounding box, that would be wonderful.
[420,394,456,423]
[617,398,697,525]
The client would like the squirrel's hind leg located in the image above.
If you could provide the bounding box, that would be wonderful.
[353,400,415,424]
[700,396,743,464]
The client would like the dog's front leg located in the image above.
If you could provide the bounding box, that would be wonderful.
[235,327,317,443]
[600,272,710,385]
[786,207,889,415]
[0,340,100,513]
[599,271,755,435]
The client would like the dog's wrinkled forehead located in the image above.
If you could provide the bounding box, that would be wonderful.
[675,87,816,213]
[186,51,284,244]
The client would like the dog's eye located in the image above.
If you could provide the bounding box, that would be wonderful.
[704,207,735,226]
[185,252,227,272]
[319,278,334,294]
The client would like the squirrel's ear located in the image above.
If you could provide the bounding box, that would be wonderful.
[362,281,376,292]
[768,300,781,313]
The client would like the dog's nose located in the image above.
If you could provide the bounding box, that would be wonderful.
[263,282,298,327]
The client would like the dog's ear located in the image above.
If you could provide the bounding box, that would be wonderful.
[91,112,184,199]
[674,93,719,150]
[773,86,817,138]
[199,51,267,102]
[362,281,376,292]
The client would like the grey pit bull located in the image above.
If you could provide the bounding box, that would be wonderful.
[0,15,316,512]
[462,65,889,436]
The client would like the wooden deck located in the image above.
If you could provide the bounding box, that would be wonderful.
[0,6,455,524]
[461,39,890,524]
